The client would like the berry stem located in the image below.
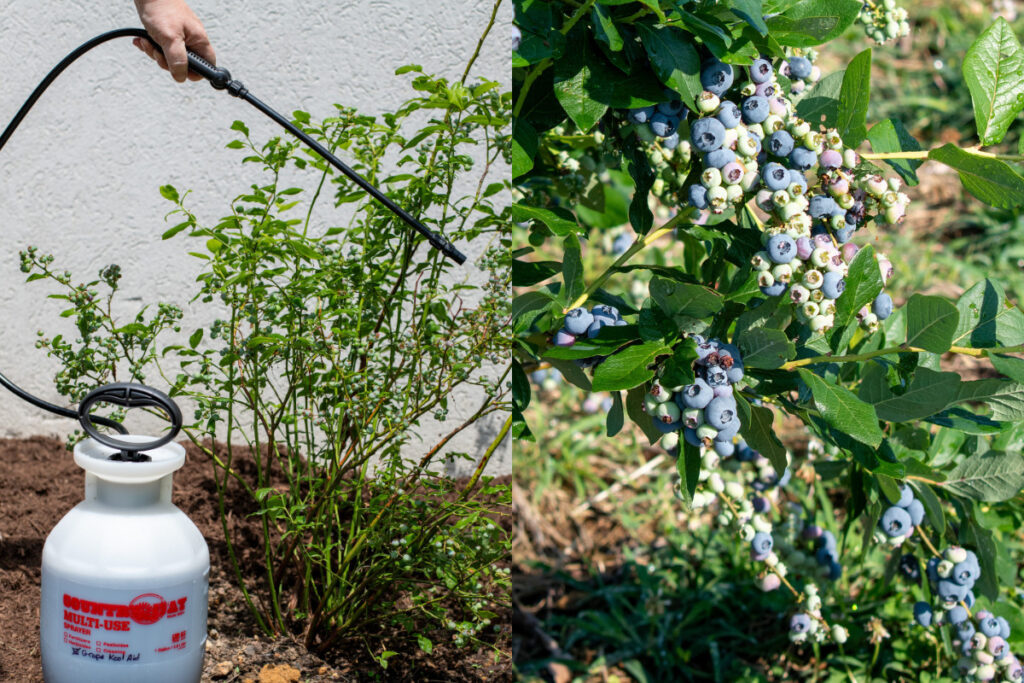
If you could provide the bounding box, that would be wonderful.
[561,208,695,313]
[779,342,1024,371]
[861,145,1024,162]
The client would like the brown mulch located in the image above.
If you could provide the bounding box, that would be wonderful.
[0,436,512,682]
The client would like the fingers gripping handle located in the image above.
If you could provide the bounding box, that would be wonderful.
[78,383,183,457]
[185,51,232,90]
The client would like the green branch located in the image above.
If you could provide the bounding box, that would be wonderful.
[862,144,1024,162]
[780,342,1024,371]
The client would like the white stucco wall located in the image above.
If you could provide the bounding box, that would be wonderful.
[0,0,510,476]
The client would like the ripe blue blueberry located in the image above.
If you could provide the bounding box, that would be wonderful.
[726,365,744,384]
[789,613,811,633]
[714,439,736,457]
[998,616,1011,639]
[704,148,736,169]
[564,307,595,335]
[749,58,773,83]
[913,601,933,627]
[592,304,620,322]
[714,414,741,441]
[768,130,794,157]
[937,578,969,604]
[628,106,655,124]
[741,96,769,124]
[657,100,685,116]
[880,506,912,537]
[767,234,798,264]
[981,617,1002,638]
[760,280,788,297]
[762,162,790,191]
[815,545,838,566]
[948,605,968,625]
[751,531,773,554]
[819,530,837,552]
[826,561,842,580]
[833,226,855,244]
[872,292,893,320]
[821,271,845,300]
[653,418,683,434]
[789,170,808,193]
[956,621,975,641]
[789,147,817,170]
[663,132,680,150]
[705,365,730,387]
[649,112,678,138]
[716,101,742,128]
[809,195,840,219]
[907,499,925,527]
[691,117,727,153]
[700,60,734,95]
[678,378,714,410]
[951,560,979,586]
[890,484,914,508]
[704,396,737,427]
[688,185,709,210]
[788,56,812,79]
[586,319,606,338]
[683,428,702,447]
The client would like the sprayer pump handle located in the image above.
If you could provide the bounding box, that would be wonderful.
[78,383,183,457]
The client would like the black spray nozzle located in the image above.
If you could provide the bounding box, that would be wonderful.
[78,383,182,457]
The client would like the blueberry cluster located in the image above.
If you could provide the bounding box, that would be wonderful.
[779,52,820,96]
[634,56,907,333]
[857,0,910,44]
[553,304,627,360]
[642,337,745,448]
[628,100,685,150]
[876,484,926,547]
[789,585,849,645]
[913,546,1024,682]
[803,526,843,581]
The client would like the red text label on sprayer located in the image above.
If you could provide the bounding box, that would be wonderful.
[63,592,188,632]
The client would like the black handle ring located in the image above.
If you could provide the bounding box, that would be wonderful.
[78,383,182,454]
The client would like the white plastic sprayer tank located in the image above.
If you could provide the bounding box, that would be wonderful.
[40,435,209,683]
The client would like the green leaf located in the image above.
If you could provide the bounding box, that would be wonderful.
[736,328,795,369]
[836,48,871,147]
[512,359,531,413]
[161,220,193,240]
[928,144,1024,209]
[678,441,702,504]
[659,340,697,388]
[955,379,1024,422]
[649,277,724,321]
[794,70,844,128]
[510,203,581,235]
[188,328,204,350]
[554,41,610,133]
[905,294,959,354]
[991,354,1024,383]
[561,235,584,304]
[765,0,862,47]
[952,279,1024,348]
[512,119,538,178]
[636,25,703,111]
[799,369,884,447]
[912,481,945,531]
[729,0,769,35]
[866,119,924,186]
[591,343,671,392]
[962,18,1024,146]
[736,394,788,475]
[871,368,960,423]
[945,451,1024,501]
[591,4,623,51]
[416,634,433,654]
[159,184,180,202]
[607,391,625,437]
[548,357,592,391]
[961,520,999,601]
[833,244,883,329]
[627,385,662,442]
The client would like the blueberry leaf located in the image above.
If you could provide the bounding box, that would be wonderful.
[905,294,959,354]
[553,36,610,133]
[636,24,702,112]
[735,394,788,475]
[729,0,769,36]
[561,235,585,304]
[764,0,862,48]
[678,441,702,504]
[591,342,671,392]
[607,391,625,437]
[866,118,923,187]
[512,119,538,178]
[591,4,623,52]
[944,451,1024,502]
[955,379,1024,422]
[794,70,843,129]
[962,18,1024,146]
[833,244,882,330]
[510,203,581,236]
[736,328,795,369]
[799,369,884,447]
[836,48,871,147]
[871,368,961,423]
[928,144,1024,209]
[952,279,1024,348]
[626,385,663,442]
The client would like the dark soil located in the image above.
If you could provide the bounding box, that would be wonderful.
[0,436,512,682]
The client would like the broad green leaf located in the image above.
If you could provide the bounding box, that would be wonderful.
[961,520,999,601]
[912,481,945,531]
[510,203,581,235]
[659,339,698,388]
[591,342,671,392]
[955,379,1024,422]
[626,385,662,442]
[649,277,724,321]
[833,244,882,329]
[765,0,862,47]
[678,441,702,504]
[836,48,871,147]
[952,279,1024,348]
[511,290,556,322]
[905,294,959,354]
[511,119,537,178]
[928,144,1024,209]
[591,4,623,51]
[794,70,844,128]
[561,235,585,304]
[962,18,1024,146]
[636,24,702,111]
[553,38,610,132]
[871,368,960,423]
[736,328,795,369]
[511,359,531,412]
[945,451,1024,501]
[729,0,769,36]
[991,354,1024,383]
[607,391,625,436]
[736,394,788,475]
[799,369,884,447]
[866,118,923,187]
[548,357,592,391]
[624,141,655,235]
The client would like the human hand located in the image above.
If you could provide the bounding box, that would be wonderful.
[132,0,215,83]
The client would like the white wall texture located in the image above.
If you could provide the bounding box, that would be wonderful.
[0,0,510,476]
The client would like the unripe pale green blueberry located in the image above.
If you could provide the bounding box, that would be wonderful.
[661,431,679,451]
[805,584,818,596]
[764,551,779,567]
[790,120,811,138]
[725,481,745,500]
[697,424,719,441]
[802,301,820,319]
[701,449,718,469]
[810,248,831,268]
[809,314,830,332]
[825,257,846,275]
[842,149,859,168]
[652,178,665,194]
[697,91,720,113]
[819,299,836,316]
[745,122,765,140]
[789,213,813,234]
[779,200,805,221]
[826,130,843,149]
[757,271,776,288]
[810,287,824,303]
[790,284,811,304]
[937,559,954,578]
[762,114,784,132]
[740,82,756,97]
[881,190,899,208]
[740,523,755,542]
[708,186,729,210]
[972,633,988,650]
[807,595,822,611]
[644,394,661,413]
[772,189,791,207]
[831,625,849,644]
[650,150,664,166]
[740,170,760,192]
[678,140,692,163]
[752,251,772,271]
[771,263,794,283]
[803,268,825,289]
[883,204,905,224]
[709,472,725,493]
[752,515,773,533]
[654,401,681,424]
[866,176,887,195]
[975,652,994,666]
[836,192,855,210]
[775,562,788,577]
[800,131,819,150]
[684,408,704,428]
[725,184,745,203]
[789,179,806,198]
[649,381,672,403]
[702,167,723,188]
[723,128,739,148]
[861,312,880,332]
[946,546,968,563]
[809,65,821,81]
[737,135,759,157]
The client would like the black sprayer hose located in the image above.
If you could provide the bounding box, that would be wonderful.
[0,28,466,443]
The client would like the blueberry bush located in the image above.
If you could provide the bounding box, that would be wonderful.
[514,0,1024,677]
